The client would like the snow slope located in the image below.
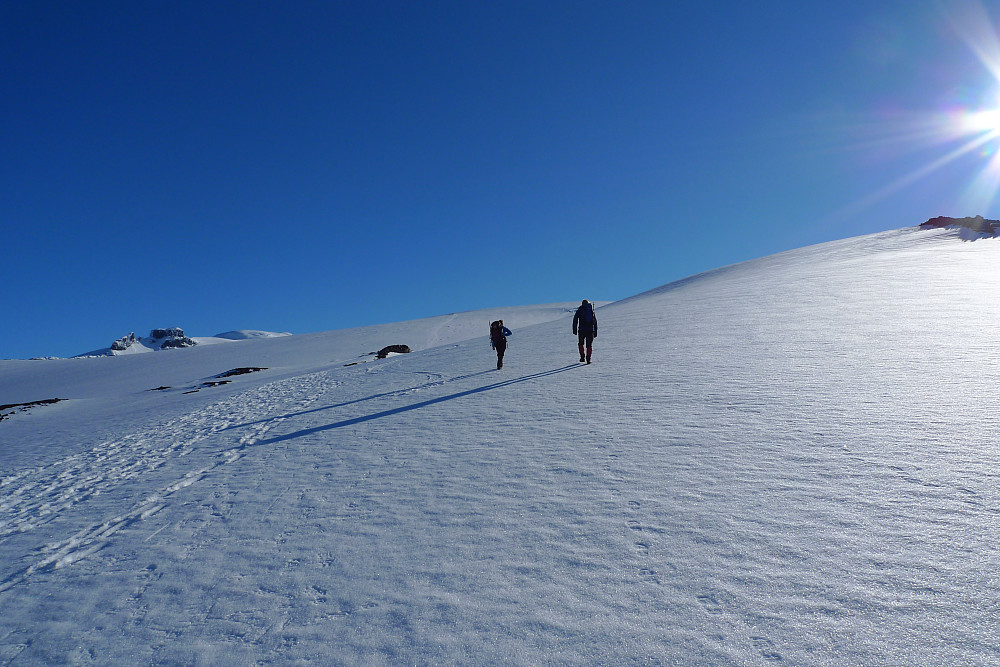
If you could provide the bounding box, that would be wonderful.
[1,228,999,664]
[213,330,294,341]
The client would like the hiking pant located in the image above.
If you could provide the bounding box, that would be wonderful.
[577,332,594,361]
[495,341,507,369]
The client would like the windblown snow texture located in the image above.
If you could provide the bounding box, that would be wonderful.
[1,229,998,664]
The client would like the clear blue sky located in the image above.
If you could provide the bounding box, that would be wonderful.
[4,1,1000,359]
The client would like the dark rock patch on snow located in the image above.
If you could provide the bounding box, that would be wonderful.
[920,215,1000,237]
[148,369,267,396]
[376,345,412,359]
[216,367,268,378]
[150,327,185,339]
[0,398,64,422]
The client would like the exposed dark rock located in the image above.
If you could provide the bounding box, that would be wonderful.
[150,369,267,397]
[376,344,412,359]
[150,327,186,339]
[0,398,64,422]
[102,327,197,354]
[159,337,196,349]
[920,215,1000,235]
[147,327,197,350]
[111,332,137,351]
[216,367,268,378]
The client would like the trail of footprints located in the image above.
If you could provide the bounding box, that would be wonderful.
[0,371,332,592]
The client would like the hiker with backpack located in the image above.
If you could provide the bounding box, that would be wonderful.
[572,299,598,364]
[489,320,512,370]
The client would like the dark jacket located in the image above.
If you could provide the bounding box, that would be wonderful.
[490,324,512,348]
[572,303,598,335]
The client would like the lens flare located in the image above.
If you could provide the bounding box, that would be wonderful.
[827,1,1000,222]
[947,0,1000,215]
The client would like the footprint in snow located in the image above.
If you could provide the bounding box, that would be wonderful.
[751,636,784,662]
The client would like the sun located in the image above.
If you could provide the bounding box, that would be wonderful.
[820,1,1000,223]
[964,108,1000,134]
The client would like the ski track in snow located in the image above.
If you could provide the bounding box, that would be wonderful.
[0,371,334,593]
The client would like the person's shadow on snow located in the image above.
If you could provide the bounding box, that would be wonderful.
[249,364,582,447]
[222,369,498,433]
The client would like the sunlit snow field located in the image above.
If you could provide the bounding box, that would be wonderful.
[1,227,999,665]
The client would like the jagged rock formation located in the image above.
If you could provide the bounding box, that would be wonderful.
[149,328,197,350]
[101,328,197,355]
[110,332,138,351]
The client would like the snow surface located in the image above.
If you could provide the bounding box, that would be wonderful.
[213,331,294,341]
[1,229,999,665]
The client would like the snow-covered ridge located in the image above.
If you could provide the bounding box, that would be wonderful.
[80,327,198,357]
[77,327,292,358]
[214,330,293,341]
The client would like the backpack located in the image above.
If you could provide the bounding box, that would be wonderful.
[490,320,506,345]
[579,303,594,324]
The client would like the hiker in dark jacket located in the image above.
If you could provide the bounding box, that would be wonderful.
[490,320,512,369]
[572,299,598,363]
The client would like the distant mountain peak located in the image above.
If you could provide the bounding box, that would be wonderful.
[75,327,293,358]
[92,328,197,357]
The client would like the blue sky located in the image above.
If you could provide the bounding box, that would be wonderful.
[4,1,1000,359]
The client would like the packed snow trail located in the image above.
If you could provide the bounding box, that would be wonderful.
[0,359,511,591]
[0,354,640,664]
[0,370,332,593]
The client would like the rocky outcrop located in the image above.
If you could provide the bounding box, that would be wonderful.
[111,332,137,351]
[103,327,197,354]
[920,215,1000,235]
[376,344,412,359]
[150,328,197,350]
[0,398,64,422]
[159,337,197,349]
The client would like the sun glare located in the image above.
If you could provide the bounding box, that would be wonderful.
[964,108,1000,133]
[832,2,1000,221]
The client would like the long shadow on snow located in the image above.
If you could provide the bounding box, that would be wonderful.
[223,369,498,432]
[249,364,582,447]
